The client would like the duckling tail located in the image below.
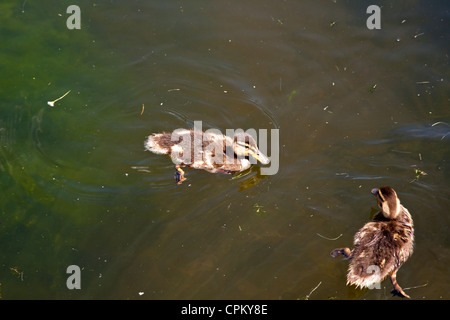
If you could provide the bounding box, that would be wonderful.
[145,133,174,154]
[346,250,393,289]
[347,263,383,289]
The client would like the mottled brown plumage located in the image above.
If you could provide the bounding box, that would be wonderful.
[145,129,270,183]
[331,186,414,298]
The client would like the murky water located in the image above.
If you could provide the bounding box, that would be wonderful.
[0,0,448,299]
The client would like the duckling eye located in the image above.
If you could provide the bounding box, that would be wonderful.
[245,144,259,155]
[237,141,251,150]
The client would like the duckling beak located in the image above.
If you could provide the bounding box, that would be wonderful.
[371,188,379,196]
[250,150,270,165]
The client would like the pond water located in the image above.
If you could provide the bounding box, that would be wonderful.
[0,0,448,299]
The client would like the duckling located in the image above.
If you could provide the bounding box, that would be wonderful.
[145,129,270,184]
[331,186,414,298]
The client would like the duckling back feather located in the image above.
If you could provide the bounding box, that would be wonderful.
[347,207,414,289]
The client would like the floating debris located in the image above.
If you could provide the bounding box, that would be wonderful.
[10,267,24,281]
[403,281,428,291]
[368,84,377,93]
[415,168,427,177]
[253,203,265,214]
[431,121,449,127]
[288,89,298,103]
[300,281,322,300]
[410,168,427,183]
[316,233,343,241]
[47,90,71,107]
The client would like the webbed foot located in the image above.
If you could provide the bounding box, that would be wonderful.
[174,165,187,184]
[390,270,410,299]
[330,248,352,259]
[391,288,410,299]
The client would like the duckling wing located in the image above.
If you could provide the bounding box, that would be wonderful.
[203,157,249,174]
[200,135,250,173]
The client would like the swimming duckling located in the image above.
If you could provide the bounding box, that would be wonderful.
[145,129,270,184]
[331,186,414,298]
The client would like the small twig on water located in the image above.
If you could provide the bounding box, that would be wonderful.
[47,90,71,107]
[430,122,450,140]
[317,233,343,241]
[304,281,322,300]
[431,121,449,127]
[10,267,24,281]
[403,281,428,291]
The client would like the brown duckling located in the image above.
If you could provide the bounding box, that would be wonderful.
[145,129,270,184]
[331,186,414,298]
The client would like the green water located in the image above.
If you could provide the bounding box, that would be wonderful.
[0,0,449,299]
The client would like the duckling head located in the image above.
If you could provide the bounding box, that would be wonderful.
[233,132,270,165]
[371,186,401,219]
